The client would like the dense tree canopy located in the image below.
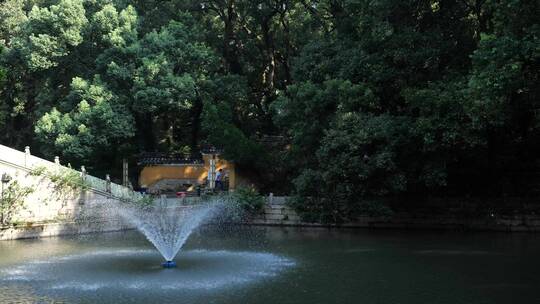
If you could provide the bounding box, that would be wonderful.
[0,0,538,222]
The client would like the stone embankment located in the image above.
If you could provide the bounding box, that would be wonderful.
[0,219,132,241]
[250,196,540,232]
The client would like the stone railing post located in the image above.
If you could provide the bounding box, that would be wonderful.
[106,174,111,193]
[268,192,274,205]
[54,156,60,172]
[79,166,87,205]
[24,146,30,167]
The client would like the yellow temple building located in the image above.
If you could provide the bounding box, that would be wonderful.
[137,150,236,193]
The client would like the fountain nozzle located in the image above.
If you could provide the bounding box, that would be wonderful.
[162,261,177,268]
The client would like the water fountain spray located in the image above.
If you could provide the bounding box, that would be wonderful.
[114,196,219,268]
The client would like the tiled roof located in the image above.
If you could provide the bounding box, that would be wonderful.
[137,152,204,166]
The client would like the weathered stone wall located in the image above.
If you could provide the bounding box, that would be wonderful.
[250,196,302,226]
[0,219,132,241]
[0,145,134,240]
[249,196,540,232]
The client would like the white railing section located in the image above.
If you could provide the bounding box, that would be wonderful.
[0,144,142,202]
[85,174,108,192]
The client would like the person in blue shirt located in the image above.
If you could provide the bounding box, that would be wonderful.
[215,169,224,191]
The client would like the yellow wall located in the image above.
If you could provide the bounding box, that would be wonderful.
[138,154,236,190]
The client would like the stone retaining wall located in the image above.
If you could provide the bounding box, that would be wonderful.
[249,196,540,232]
[0,144,135,240]
[250,197,303,226]
[0,220,132,241]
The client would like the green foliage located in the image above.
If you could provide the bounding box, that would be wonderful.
[48,168,88,192]
[132,195,154,208]
[202,101,267,166]
[0,45,9,132]
[200,74,272,170]
[90,4,138,48]
[30,165,89,192]
[287,112,403,223]
[35,76,135,162]
[0,0,27,43]
[0,179,34,226]
[273,79,378,169]
[125,20,217,113]
[21,0,88,70]
[0,67,4,83]
[288,193,393,224]
[318,113,409,196]
[232,186,265,215]
[102,16,219,153]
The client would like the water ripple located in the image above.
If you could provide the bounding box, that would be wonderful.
[0,249,296,292]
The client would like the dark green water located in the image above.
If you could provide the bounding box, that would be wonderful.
[0,227,539,304]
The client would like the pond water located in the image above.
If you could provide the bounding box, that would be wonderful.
[0,226,539,304]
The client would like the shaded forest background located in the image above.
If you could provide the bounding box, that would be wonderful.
[0,0,538,222]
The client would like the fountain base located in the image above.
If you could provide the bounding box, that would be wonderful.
[162,261,177,268]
